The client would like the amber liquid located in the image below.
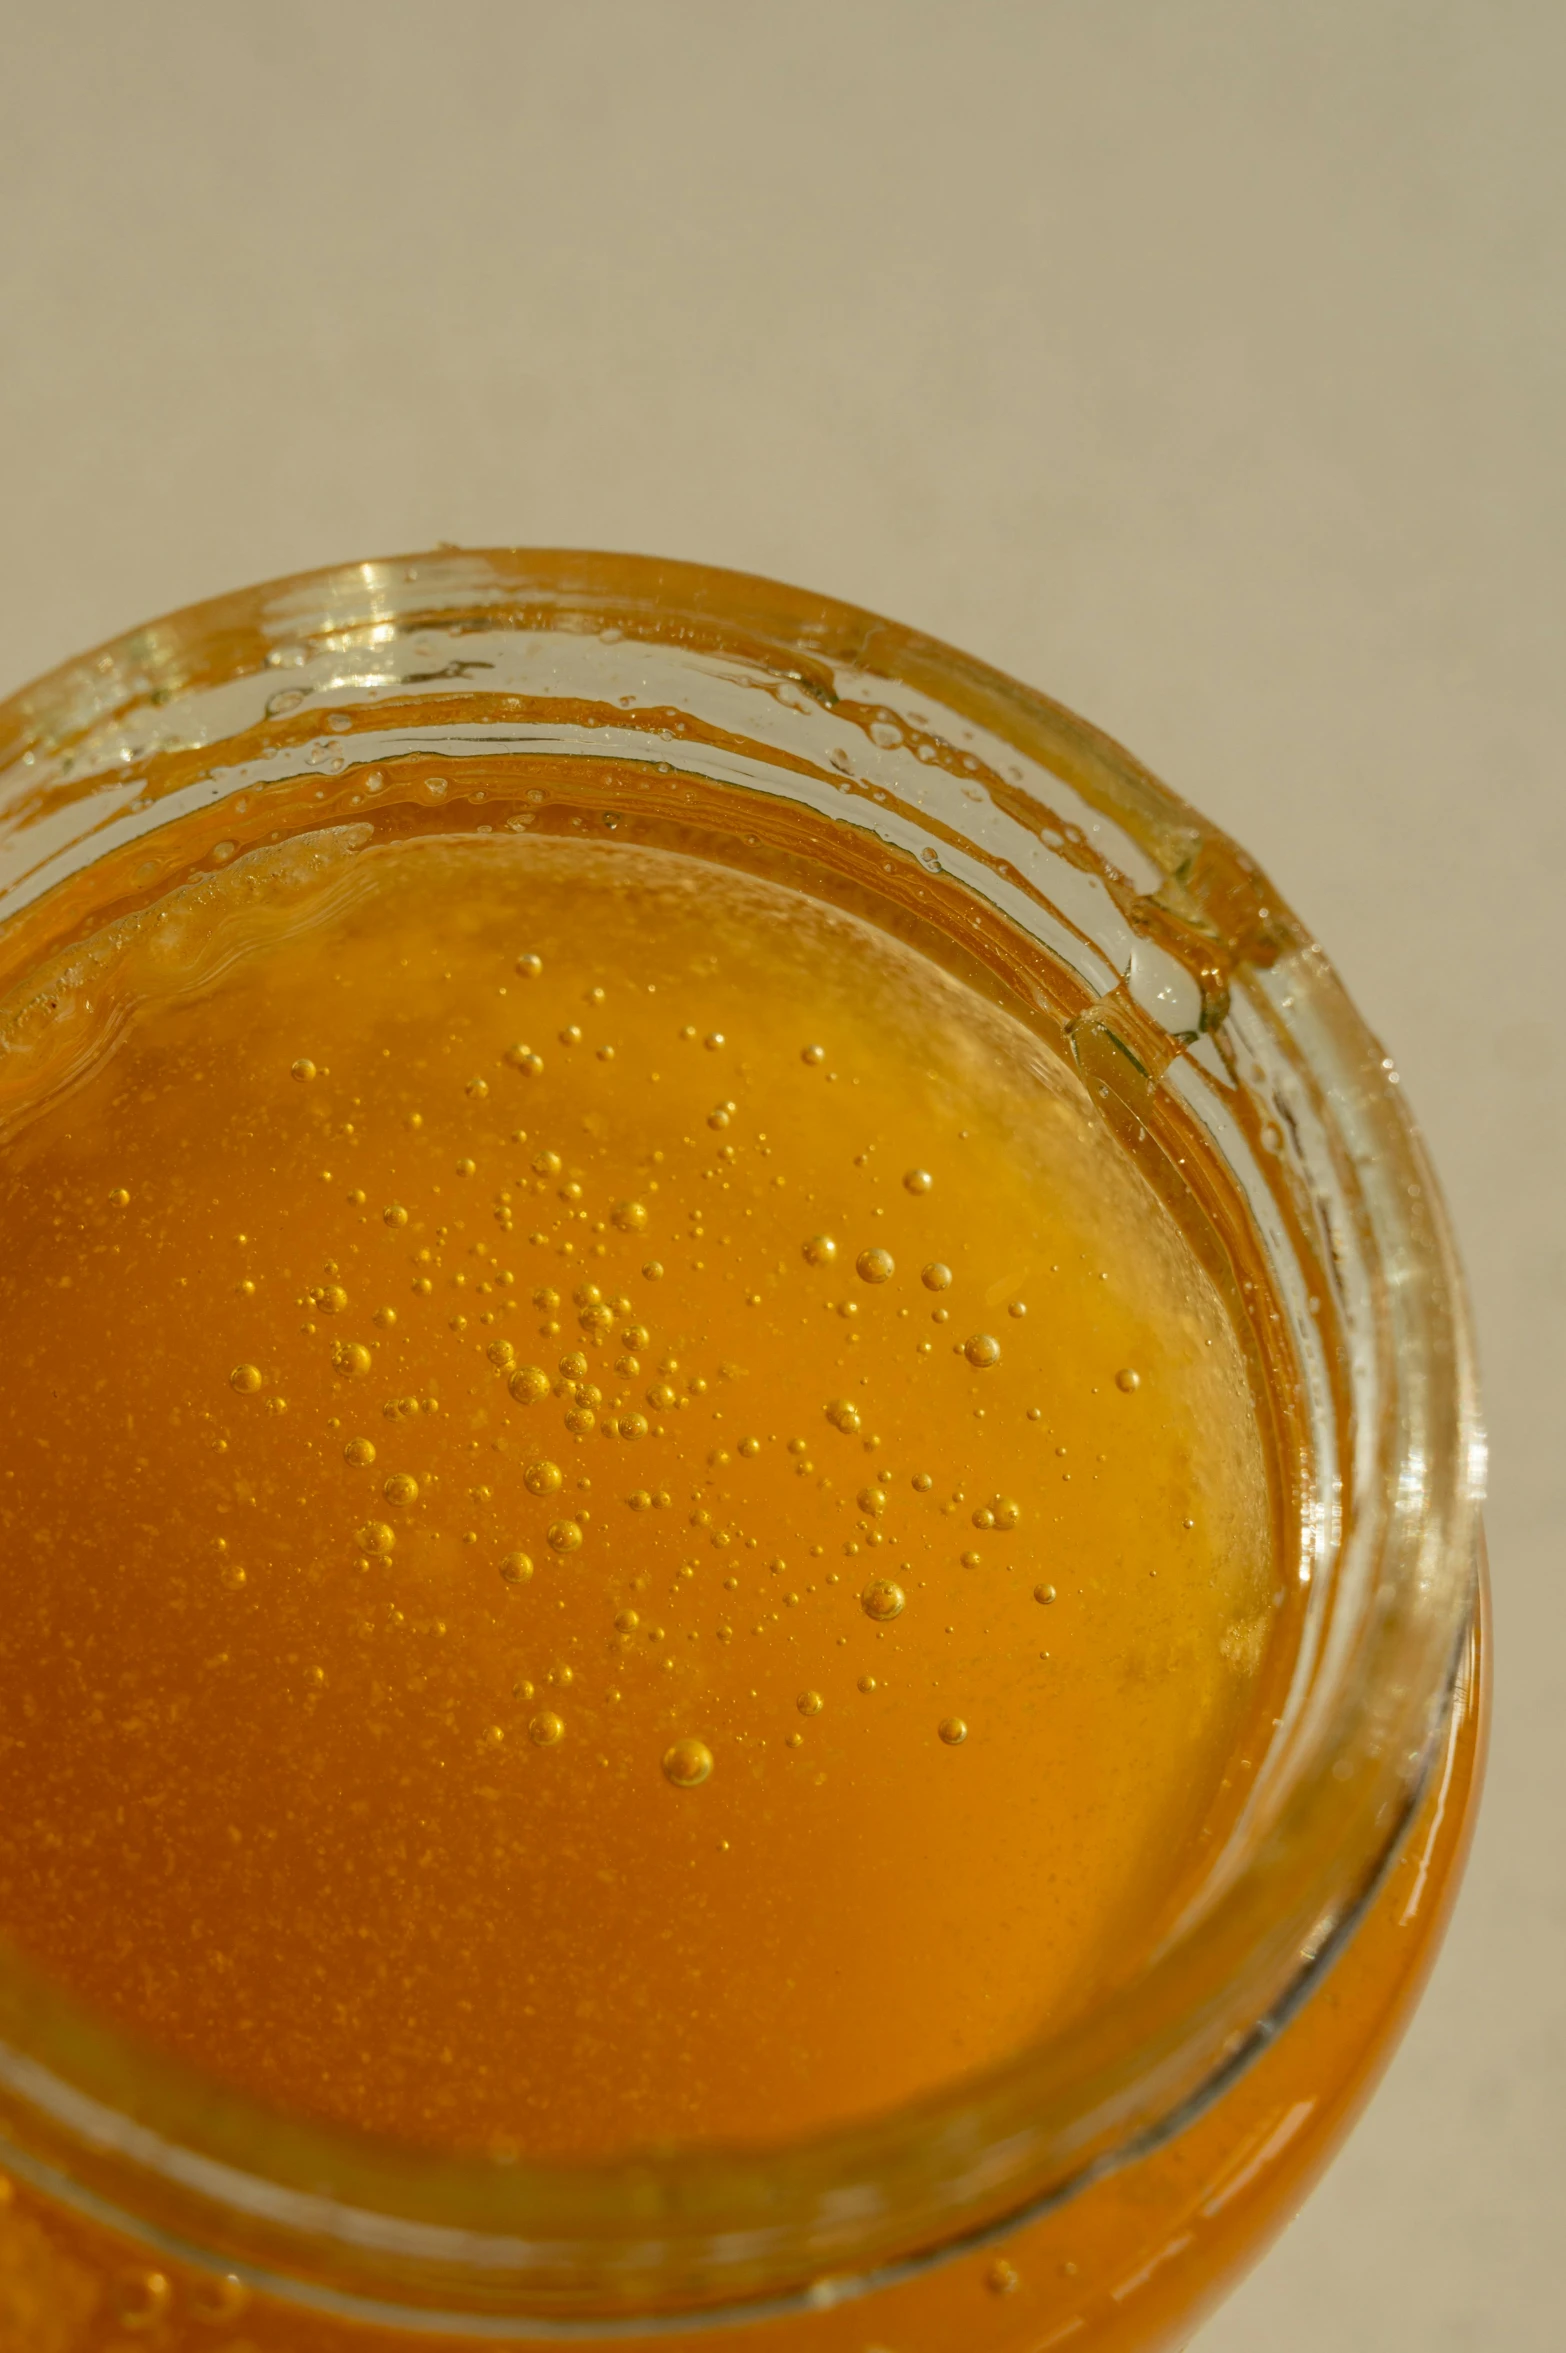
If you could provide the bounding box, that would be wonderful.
[0,828,1280,2159]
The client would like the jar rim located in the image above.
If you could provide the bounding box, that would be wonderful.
[0,549,1484,2328]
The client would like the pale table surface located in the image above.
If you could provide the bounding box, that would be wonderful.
[1,6,1559,2345]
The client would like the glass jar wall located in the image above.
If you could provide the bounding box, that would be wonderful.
[0,553,1486,2351]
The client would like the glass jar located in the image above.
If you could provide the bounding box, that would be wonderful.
[0,552,1485,2353]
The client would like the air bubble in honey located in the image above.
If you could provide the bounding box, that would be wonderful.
[662,1738,714,1788]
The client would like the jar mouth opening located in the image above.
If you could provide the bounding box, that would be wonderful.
[0,550,1483,2322]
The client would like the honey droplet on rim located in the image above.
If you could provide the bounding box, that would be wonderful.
[662,1738,714,1788]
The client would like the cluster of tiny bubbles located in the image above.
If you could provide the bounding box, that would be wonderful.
[229,1363,263,1394]
[343,1437,376,1467]
[1116,1367,1142,1392]
[938,1717,968,1747]
[332,1341,372,1378]
[663,1738,714,1788]
[964,1333,1002,1368]
[922,1263,952,1292]
[861,1578,906,1623]
[499,1552,533,1587]
[856,1248,894,1284]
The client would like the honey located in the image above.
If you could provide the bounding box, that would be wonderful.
[0,824,1283,2162]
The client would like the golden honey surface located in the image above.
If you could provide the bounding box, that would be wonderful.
[0,831,1279,2158]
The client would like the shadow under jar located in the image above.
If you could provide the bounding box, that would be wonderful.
[0,552,1485,2353]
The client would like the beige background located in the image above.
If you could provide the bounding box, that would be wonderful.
[1,4,1559,2344]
